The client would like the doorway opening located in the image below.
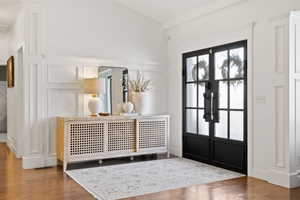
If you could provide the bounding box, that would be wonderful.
[0,65,7,143]
[182,40,247,174]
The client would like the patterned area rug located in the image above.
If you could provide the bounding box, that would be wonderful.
[67,158,243,200]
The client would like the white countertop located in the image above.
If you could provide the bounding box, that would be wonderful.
[58,114,170,121]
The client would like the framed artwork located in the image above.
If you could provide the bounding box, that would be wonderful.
[7,56,14,88]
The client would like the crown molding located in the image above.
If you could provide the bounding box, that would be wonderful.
[163,0,249,30]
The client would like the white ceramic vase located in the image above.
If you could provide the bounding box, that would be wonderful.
[122,101,134,113]
[131,92,149,115]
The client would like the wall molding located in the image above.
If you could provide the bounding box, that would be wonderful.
[0,24,9,33]
[271,18,289,171]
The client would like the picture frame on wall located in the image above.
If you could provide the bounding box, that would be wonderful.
[7,56,14,88]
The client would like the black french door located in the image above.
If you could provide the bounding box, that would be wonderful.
[183,40,247,174]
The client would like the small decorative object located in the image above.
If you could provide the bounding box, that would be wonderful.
[7,56,14,88]
[220,54,244,85]
[83,78,102,116]
[192,60,209,82]
[129,71,151,114]
[122,101,134,113]
[99,112,110,116]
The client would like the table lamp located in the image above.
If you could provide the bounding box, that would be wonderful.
[83,78,102,116]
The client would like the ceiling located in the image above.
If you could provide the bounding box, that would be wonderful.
[0,0,246,32]
[113,0,245,28]
[0,0,22,32]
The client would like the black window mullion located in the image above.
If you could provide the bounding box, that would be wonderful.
[227,49,230,140]
[196,56,199,135]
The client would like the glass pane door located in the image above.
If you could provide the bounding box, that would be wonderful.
[183,40,247,174]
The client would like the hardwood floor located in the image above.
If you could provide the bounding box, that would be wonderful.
[0,143,300,200]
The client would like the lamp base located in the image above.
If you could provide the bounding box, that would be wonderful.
[88,96,101,116]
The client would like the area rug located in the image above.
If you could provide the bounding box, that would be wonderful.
[66,158,243,200]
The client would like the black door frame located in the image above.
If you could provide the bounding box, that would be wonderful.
[182,40,248,174]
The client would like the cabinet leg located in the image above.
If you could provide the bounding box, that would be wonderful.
[98,160,103,165]
[130,156,134,161]
[167,152,170,158]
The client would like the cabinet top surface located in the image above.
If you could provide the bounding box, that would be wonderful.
[57,114,170,121]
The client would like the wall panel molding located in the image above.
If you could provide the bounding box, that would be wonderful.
[47,65,81,83]
[271,18,289,172]
[274,85,287,168]
[47,88,82,117]
[289,12,300,179]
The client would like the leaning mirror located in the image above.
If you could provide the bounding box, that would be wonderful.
[97,66,128,115]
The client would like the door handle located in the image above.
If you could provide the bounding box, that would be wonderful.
[212,82,219,123]
[203,82,212,122]
[211,92,214,121]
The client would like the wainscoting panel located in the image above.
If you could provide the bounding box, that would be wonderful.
[47,89,81,117]
[295,80,300,158]
[47,65,80,83]
[272,18,289,172]
[290,13,300,186]
[296,22,300,73]
[274,85,286,168]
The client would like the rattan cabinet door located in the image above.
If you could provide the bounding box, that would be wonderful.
[107,120,136,153]
[138,118,168,152]
[66,121,105,162]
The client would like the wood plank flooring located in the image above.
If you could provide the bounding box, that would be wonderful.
[0,143,300,200]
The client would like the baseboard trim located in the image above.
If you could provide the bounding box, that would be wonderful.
[249,168,270,181]
[268,169,290,188]
[290,172,300,188]
[170,145,182,157]
[249,168,300,188]
[22,155,57,169]
[0,133,7,142]
[6,136,17,154]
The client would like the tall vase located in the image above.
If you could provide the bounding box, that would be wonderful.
[131,92,149,115]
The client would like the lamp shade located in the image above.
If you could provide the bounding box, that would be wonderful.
[83,78,102,94]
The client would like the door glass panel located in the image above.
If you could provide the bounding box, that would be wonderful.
[186,109,197,134]
[215,50,228,80]
[230,111,244,141]
[186,83,197,107]
[230,80,244,109]
[215,111,227,139]
[186,57,197,82]
[198,83,205,108]
[219,81,228,109]
[198,109,209,136]
[198,55,209,81]
[230,47,244,79]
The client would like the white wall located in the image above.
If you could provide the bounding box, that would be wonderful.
[11,0,168,169]
[289,11,300,188]
[41,0,166,64]
[166,0,299,188]
[0,33,9,65]
[6,9,25,157]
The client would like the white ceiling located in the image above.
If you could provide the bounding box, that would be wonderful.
[114,0,216,23]
[113,0,245,28]
[0,0,246,32]
[0,0,22,32]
